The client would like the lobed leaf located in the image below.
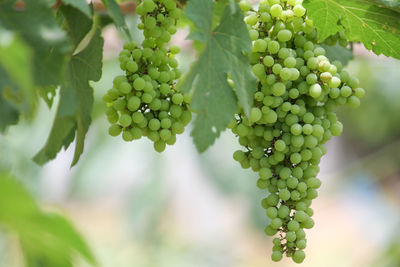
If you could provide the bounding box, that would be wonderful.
[178,0,256,152]
[34,30,104,167]
[304,0,400,59]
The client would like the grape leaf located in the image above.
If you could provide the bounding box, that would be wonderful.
[0,172,96,266]
[178,0,256,152]
[304,0,400,59]
[59,3,93,49]
[101,0,131,39]
[34,30,103,167]
[322,44,354,66]
[37,85,58,108]
[0,0,72,86]
[62,0,93,18]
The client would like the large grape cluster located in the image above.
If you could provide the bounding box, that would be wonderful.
[232,0,365,263]
[103,0,191,152]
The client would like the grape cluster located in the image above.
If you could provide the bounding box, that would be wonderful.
[232,0,364,263]
[103,0,191,152]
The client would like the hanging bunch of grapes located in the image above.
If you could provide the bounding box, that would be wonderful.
[103,0,192,152]
[231,0,364,263]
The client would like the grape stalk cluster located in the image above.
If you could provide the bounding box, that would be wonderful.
[231,0,364,263]
[103,0,191,152]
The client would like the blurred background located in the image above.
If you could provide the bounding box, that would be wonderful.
[1,12,400,267]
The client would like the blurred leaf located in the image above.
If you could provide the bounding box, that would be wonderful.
[322,44,354,66]
[372,0,400,13]
[59,3,93,49]
[0,173,96,266]
[0,34,37,130]
[101,0,131,39]
[0,0,72,86]
[178,0,256,152]
[304,0,400,59]
[34,30,104,167]
[62,0,93,18]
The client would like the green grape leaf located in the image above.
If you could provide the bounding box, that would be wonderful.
[322,44,354,66]
[178,0,256,152]
[37,85,58,108]
[62,0,93,18]
[0,173,96,266]
[304,0,400,59]
[59,3,93,49]
[34,30,103,167]
[101,0,131,39]
[0,0,72,86]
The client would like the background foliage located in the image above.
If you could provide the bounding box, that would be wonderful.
[0,0,400,266]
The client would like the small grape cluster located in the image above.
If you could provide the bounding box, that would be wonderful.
[232,0,364,263]
[103,0,191,152]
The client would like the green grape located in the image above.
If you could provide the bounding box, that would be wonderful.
[271,251,283,262]
[250,107,262,122]
[253,39,268,52]
[109,124,122,136]
[133,77,146,91]
[277,29,292,42]
[270,4,282,17]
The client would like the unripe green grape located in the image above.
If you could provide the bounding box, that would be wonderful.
[288,220,300,232]
[266,207,278,218]
[292,250,306,263]
[109,124,122,136]
[274,140,286,151]
[130,127,142,139]
[172,121,184,134]
[245,14,258,25]
[253,39,268,52]
[330,121,343,136]
[249,29,259,41]
[119,114,132,127]
[250,107,262,122]
[279,189,291,201]
[132,112,145,124]
[264,225,278,236]
[271,251,283,262]
[296,239,307,249]
[309,83,322,98]
[268,41,280,54]
[354,87,365,98]
[239,0,252,12]
[270,218,283,229]
[133,77,145,91]
[277,29,292,42]
[113,99,126,110]
[270,4,282,17]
